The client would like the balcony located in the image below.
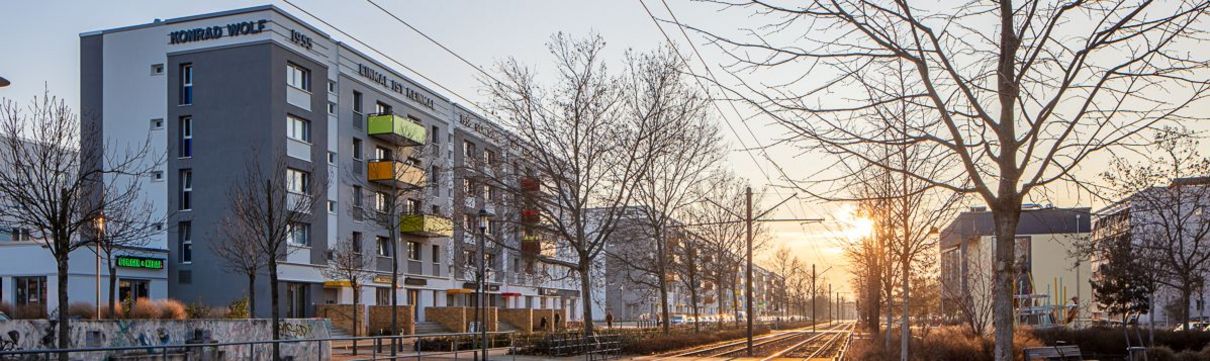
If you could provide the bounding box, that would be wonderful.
[400,214,453,237]
[367,113,426,146]
[367,160,424,187]
[520,176,540,192]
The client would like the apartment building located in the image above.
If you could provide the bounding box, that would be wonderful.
[939,205,1092,327]
[76,5,580,325]
[1091,177,1210,326]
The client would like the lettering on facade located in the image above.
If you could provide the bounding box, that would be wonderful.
[168,20,267,44]
[356,64,436,110]
[116,256,165,270]
[290,29,313,50]
[458,112,503,143]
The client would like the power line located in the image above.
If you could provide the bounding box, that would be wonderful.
[638,0,827,262]
[278,0,492,116]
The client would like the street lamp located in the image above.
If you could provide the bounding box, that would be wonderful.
[94,214,106,320]
[476,208,493,361]
[0,76,10,88]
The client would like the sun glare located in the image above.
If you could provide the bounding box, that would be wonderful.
[836,204,875,241]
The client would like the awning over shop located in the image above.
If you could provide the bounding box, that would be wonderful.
[323,280,352,288]
[501,292,522,297]
[447,288,474,295]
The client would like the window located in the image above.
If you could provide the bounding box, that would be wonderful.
[150,118,164,129]
[431,245,440,263]
[407,241,421,261]
[374,146,392,161]
[485,185,494,201]
[327,200,336,213]
[327,151,336,164]
[286,63,310,91]
[374,191,389,212]
[431,166,441,195]
[353,91,363,113]
[352,138,363,160]
[431,126,440,143]
[4,228,32,242]
[151,63,164,75]
[463,250,475,266]
[327,81,336,93]
[463,141,476,159]
[376,287,391,305]
[14,276,46,306]
[118,279,150,303]
[352,232,363,254]
[179,222,192,264]
[353,186,364,208]
[485,150,496,165]
[376,102,392,115]
[288,222,310,246]
[287,168,310,193]
[178,116,192,157]
[463,213,475,231]
[377,236,391,257]
[327,102,336,114]
[179,64,193,105]
[179,169,192,210]
[407,199,421,215]
[287,115,310,142]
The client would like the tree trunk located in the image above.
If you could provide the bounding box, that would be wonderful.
[579,261,595,337]
[390,231,399,356]
[56,254,70,361]
[108,259,118,318]
[248,273,257,317]
[901,261,911,361]
[1149,292,1155,346]
[690,288,700,333]
[270,257,281,361]
[884,294,893,351]
[1181,286,1192,331]
[659,272,670,335]
[991,203,1022,361]
[352,284,360,355]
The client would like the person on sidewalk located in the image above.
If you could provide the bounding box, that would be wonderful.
[606,312,614,329]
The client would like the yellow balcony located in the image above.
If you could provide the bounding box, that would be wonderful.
[400,214,454,238]
[367,160,424,187]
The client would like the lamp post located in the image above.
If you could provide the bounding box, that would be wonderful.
[94,215,105,320]
[0,76,10,88]
[476,208,493,361]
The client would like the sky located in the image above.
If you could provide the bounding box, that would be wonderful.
[2,1,1199,295]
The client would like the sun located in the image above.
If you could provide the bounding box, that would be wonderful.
[835,204,875,241]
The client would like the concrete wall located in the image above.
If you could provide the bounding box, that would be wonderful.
[0,318,330,361]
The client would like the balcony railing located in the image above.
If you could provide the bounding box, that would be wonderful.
[367,113,426,146]
[367,160,424,187]
[400,214,453,237]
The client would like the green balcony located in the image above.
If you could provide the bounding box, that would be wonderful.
[400,214,453,238]
[368,114,426,146]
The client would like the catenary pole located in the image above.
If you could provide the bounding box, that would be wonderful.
[745,186,754,356]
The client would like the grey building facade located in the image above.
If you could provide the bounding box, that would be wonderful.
[79,5,581,323]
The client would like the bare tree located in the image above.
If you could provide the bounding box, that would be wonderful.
[222,154,323,360]
[212,218,267,316]
[687,1,1210,358]
[1100,127,1210,332]
[322,237,375,354]
[612,44,726,335]
[483,33,662,336]
[93,197,161,318]
[683,173,768,325]
[0,91,157,356]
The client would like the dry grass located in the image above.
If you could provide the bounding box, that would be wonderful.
[847,326,1042,361]
[65,302,95,319]
[158,299,187,320]
[127,298,160,319]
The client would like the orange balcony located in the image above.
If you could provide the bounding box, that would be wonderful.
[367,160,424,187]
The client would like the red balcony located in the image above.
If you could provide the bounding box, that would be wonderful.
[520,209,540,223]
[520,176,540,192]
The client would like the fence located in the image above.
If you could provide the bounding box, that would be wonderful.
[0,331,518,361]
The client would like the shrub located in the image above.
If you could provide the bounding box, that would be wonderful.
[158,299,187,320]
[227,298,249,319]
[128,298,160,319]
[99,303,125,319]
[65,302,95,319]
[11,304,48,319]
[1148,346,1177,361]
[615,325,772,355]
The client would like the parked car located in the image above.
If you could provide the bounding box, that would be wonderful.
[1172,322,1210,332]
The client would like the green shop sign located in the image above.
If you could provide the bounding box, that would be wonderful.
[116,256,164,270]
